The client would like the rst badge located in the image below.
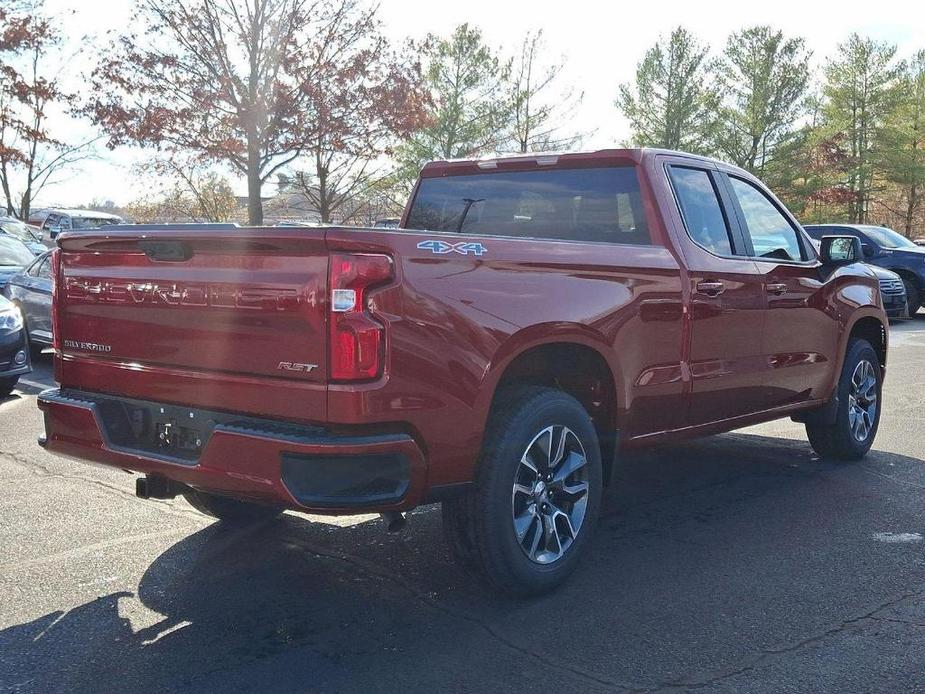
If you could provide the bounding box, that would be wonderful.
[417,240,487,256]
[277,361,318,374]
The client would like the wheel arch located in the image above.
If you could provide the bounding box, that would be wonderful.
[846,314,887,370]
[479,330,621,484]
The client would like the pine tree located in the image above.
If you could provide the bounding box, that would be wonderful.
[822,34,903,223]
[616,27,716,153]
[712,26,810,175]
[396,24,511,182]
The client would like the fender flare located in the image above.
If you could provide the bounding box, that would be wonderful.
[473,324,623,432]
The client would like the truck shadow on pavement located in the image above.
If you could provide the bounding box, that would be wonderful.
[4,432,925,693]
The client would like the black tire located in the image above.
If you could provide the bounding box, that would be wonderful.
[0,376,18,398]
[902,280,921,315]
[806,338,882,461]
[183,489,283,523]
[442,386,603,596]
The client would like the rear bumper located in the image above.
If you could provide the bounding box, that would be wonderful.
[37,388,428,514]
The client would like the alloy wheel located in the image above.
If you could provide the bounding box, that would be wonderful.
[511,425,590,565]
[847,359,878,443]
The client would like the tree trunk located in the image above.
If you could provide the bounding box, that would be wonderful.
[319,178,330,225]
[247,134,263,226]
[316,150,331,224]
[907,184,919,237]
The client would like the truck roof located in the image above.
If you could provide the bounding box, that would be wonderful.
[419,148,724,178]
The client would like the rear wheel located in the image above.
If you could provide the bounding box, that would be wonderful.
[442,387,603,595]
[806,338,881,460]
[902,279,921,315]
[0,376,18,398]
[183,489,283,523]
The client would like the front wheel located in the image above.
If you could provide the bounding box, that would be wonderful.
[0,376,18,398]
[902,280,921,315]
[806,338,882,460]
[442,387,603,595]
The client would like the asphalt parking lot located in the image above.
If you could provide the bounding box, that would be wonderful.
[3,319,925,693]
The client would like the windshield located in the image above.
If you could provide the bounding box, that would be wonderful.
[0,236,34,266]
[71,217,120,230]
[859,225,918,250]
[0,219,39,242]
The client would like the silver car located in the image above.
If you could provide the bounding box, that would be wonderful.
[42,209,124,239]
[0,216,48,255]
[4,251,53,347]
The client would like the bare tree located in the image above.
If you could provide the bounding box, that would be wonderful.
[508,30,585,153]
[128,158,239,222]
[0,1,97,220]
[87,0,413,225]
[287,10,427,224]
[396,24,511,183]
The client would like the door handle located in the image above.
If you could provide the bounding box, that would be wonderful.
[766,283,788,295]
[695,280,726,297]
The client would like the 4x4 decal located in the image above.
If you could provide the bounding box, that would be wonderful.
[417,240,487,256]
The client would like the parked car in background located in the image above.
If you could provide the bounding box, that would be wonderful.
[0,293,31,397]
[27,209,51,228]
[807,236,908,319]
[42,209,124,239]
[803,224,925,313]
[3,251,52,348]
[0,236,36,290]
[870,266,908,318]
[914,238,925,247]
[0,216,48,255]
[374,217,400,228]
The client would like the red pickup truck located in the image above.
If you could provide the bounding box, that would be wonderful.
[38,149,887,594]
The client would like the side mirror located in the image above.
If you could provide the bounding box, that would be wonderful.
[820,235,864,265]
[861,242,875,258]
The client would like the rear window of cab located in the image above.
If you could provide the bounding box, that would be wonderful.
[406,167,651,245]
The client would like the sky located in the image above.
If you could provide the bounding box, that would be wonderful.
[29,0,925,208]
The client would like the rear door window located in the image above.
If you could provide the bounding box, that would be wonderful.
[667,167,734,255]
[406,167,650,245]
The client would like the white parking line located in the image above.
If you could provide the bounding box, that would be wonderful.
[872,532,923,543]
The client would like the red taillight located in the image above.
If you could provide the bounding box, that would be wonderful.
[328,253,393,381]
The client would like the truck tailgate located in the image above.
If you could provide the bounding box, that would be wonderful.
[56,229,329,421]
